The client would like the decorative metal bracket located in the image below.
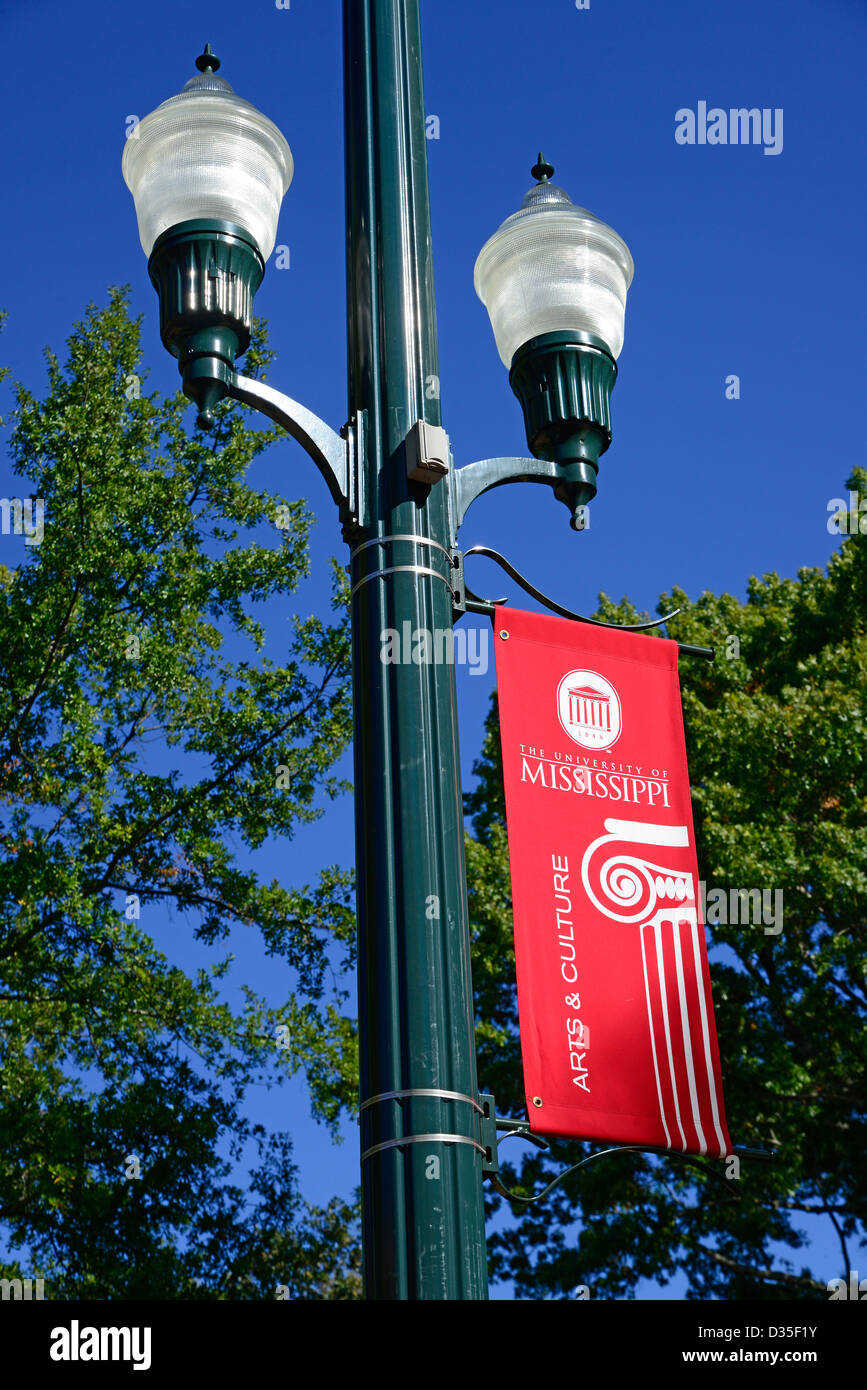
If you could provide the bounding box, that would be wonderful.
[226,371,357,530]
[478,1094,500,1177]
[450,455,576,544]
[215,390,711,661]
[456,545,715,660]
[489,1110,776,1206]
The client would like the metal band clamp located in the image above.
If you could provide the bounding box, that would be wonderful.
[349,533,454,564]
[359,1087,484,1115]
[350,564,454,598]
[361,1133,487,1162]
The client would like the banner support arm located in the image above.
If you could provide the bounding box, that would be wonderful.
[457,545,716,659]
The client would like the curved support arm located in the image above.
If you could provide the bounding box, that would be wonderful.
[462,546,715,659]
[226,371,350,513]
[464,544,683,633]
[452,456,564,538]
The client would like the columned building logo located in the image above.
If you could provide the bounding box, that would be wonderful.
[568,684,613,735]
[557,669,622,749]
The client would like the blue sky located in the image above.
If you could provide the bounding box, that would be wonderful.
[0,0,864,1298]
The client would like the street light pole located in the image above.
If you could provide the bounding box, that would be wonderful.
[122,1,634,1302]
[343,0,489,1300]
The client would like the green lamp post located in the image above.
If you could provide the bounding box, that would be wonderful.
[122,4,633,1302]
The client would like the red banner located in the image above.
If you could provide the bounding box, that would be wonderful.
[493,608,731,1156]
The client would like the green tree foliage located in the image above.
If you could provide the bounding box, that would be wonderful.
[466,479,867,1299]
[0,290,360,1298]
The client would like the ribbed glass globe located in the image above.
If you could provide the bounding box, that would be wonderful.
[474,178,634,365]
[122,65,293,260]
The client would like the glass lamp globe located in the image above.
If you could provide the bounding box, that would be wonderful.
[474,158,633,366]
[121,46,293,427]
[122,44,293,261]
[474,157,634,525]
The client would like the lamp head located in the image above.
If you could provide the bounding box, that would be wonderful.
[122,47,293,427]
[475,156,633,522]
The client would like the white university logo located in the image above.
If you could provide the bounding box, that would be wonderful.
[556,669,622,751]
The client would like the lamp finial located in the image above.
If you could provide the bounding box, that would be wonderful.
[531,153,555,183]
[195,44,221,74]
